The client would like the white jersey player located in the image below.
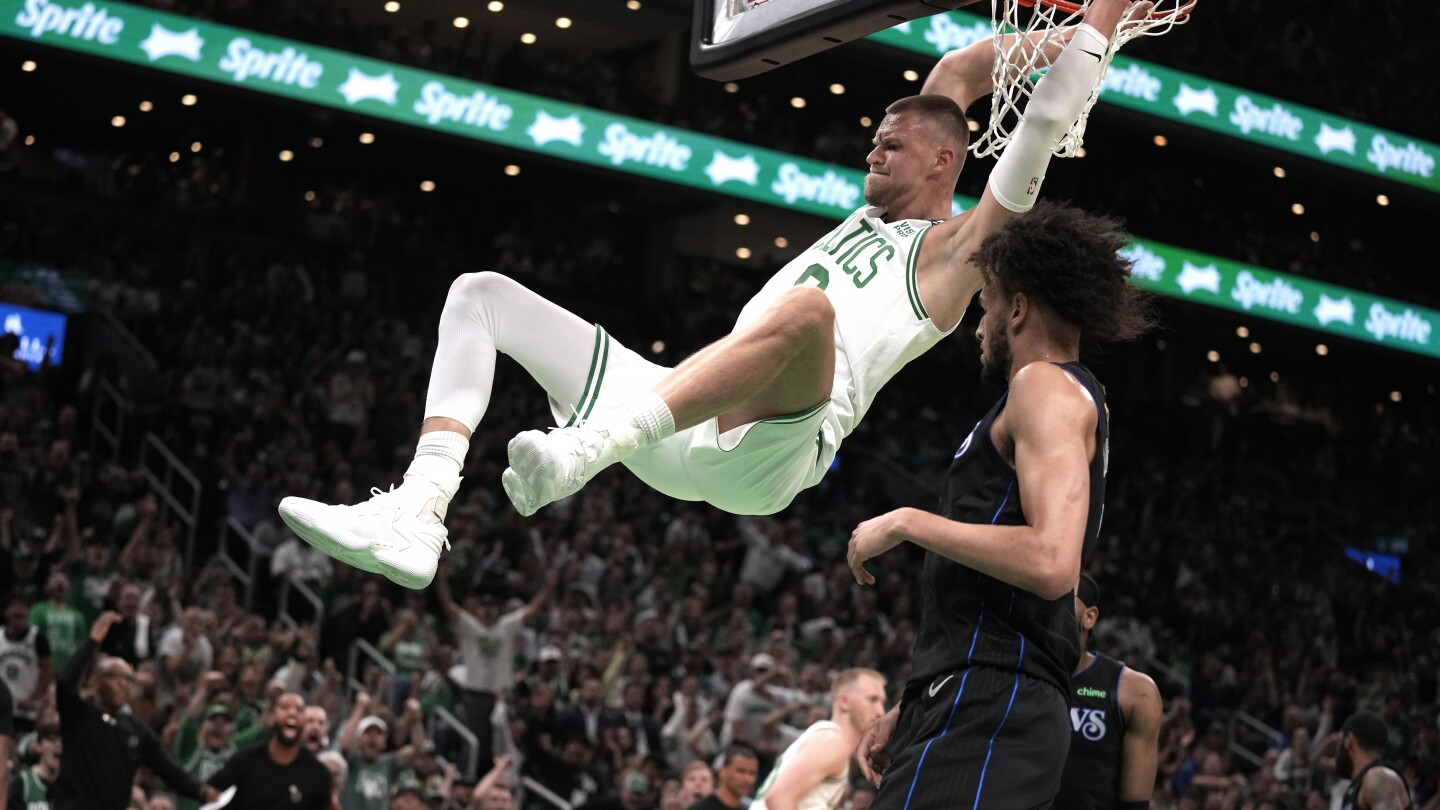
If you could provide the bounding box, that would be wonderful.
[1,597,52,728]
[279,0,1146,590]
[752,669,887,810]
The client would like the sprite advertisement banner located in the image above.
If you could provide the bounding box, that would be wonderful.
[0,0,875,219]
[1119,241,1438,359]
[869,13,1440,196]
[3,0,1437,359]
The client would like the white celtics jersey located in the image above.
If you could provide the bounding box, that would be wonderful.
[734,206,952,443]
[0,627,42,718]
[751,720,848,810]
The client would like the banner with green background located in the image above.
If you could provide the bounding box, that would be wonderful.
[2,0,1436,358]
[869,12,1440,196]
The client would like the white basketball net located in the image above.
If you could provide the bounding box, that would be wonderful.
[970,0,1196,159]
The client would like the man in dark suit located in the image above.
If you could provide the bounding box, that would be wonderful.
[603,681,661,760]
[556,674,619,746]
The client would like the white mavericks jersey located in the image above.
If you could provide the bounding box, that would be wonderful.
[0,626,42,718]
[734,205,954,447]
[751,720,849,810]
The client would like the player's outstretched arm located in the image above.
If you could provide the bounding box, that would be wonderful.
[923,29,1078,112]
[979,0,1133,215]
[917,0,1143,320]
[1118,669,1163,806]
[847,363,1096,599]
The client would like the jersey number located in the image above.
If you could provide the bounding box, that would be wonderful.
[796,218,897,291]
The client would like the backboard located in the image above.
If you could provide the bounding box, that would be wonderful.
[690,0,981,81]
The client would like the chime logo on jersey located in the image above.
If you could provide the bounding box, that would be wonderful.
[1070,708,1108,741]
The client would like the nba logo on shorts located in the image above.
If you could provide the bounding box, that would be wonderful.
[1026,176,1040,196]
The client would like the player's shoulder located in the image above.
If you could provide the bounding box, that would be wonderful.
[1117,665,1162,726]
[1118,665,1159,700]
[1364,762,1408,788]
[1009,362,1098,412]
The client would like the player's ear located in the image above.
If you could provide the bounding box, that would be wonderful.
[934,144,956,175]
[1010,291,1029,327]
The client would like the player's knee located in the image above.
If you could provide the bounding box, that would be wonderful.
[775,286,835,341]
[447,271,515,306]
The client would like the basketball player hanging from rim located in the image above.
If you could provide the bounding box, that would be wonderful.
[280,0,1160,590]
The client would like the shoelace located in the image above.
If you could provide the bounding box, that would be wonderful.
[546,427,611,482]
[366,486,451,554]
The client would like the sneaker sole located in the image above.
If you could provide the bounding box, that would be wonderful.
[374,559,437,590]
[278,498,383,574]
[500,467,539,516]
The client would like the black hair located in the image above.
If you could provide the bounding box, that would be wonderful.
[1342,711,1389,754]
[971,200,1158,346]
[721,742,759,766]
[886,95,971,155]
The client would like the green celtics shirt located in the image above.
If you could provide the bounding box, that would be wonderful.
[174,715,237,810]
[342,751,398,810]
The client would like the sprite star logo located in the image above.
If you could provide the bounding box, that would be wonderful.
[1172,84,1218,117]
[1314,123,1356,155]
[338,68,399,106]
[526,111,585,147]
[1313,294,1355,326]
[139,23,204,62]
[1119,243,1165,282]
[1177,261,1221,294]
[704,151,760,186]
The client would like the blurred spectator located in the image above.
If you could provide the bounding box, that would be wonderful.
[339,693,427,810]
[1274,726,1316,794]
[684,745,758,810]
[158,607,215,708]
[1,595,51,734]
[28,573,84,671]
[557,673,618,746]
[436,566,554,771]
[0,678,11,810]
[721,655,802,768]
[167,671,236,810]
[100,583,153,664]
[677,761,714,807]
[52,612,216,810]
[7,721,61,808]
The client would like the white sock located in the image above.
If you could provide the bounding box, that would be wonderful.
[405,431,469,488]
[624,392,676,446]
